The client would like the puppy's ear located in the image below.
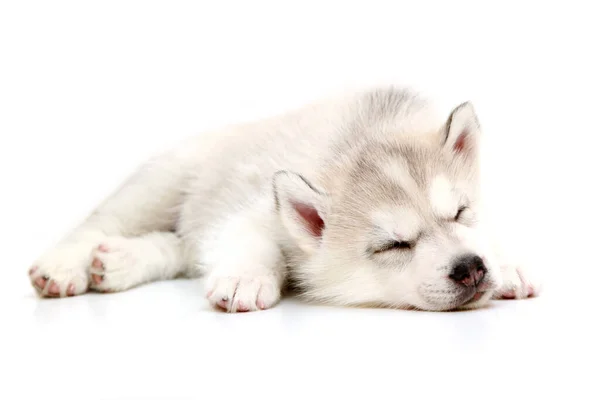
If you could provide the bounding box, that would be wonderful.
[273,171,329,254]
[442,101,481,162]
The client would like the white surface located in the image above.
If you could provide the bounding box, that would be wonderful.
[6,280,599,399]
[1,2,599,399]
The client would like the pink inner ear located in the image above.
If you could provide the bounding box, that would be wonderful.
[292,202,324,237]
[453,130,468,152]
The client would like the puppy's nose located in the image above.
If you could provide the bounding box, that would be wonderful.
[449,255,486,287]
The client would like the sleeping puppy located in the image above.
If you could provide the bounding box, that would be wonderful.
[28,86,540,311]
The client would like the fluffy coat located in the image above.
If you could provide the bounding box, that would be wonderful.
[28,86,540,311]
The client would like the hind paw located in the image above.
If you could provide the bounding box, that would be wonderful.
[89,238,145,292]
[29,266,79,297]
[28,243,92,298]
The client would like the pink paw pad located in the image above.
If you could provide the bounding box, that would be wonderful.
[34,276,48,290]
[526,285,535,297]
[216,298,229,310]
[47,280,60,296]
[501,289,516,299]
[91,256,105,285]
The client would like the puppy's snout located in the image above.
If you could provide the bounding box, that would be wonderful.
[449,254,486,287]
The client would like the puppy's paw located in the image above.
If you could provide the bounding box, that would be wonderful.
[205,273,281,313]
[28,242,92,297]
[493,264,541,300]
[89,237,144,293]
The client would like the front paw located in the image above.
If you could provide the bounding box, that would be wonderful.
[493,264,541,300]
[205,273,282,313]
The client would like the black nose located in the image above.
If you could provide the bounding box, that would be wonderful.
[449,254,486,287]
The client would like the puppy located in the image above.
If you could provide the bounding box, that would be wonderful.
[28,86,540,311]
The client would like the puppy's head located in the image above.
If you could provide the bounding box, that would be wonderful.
[274,102,501,311]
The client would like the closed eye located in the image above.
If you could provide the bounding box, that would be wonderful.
[454,206,467,221]
[374,240,412,253]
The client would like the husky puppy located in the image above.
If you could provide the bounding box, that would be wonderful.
[28,86,539,312]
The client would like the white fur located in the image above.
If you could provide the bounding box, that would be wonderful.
[90,232,184,292]
[371,208,422,242]
[429,175,456,218]
[201,197,285,312]
[28,85,541,311]
[382,159,420,196]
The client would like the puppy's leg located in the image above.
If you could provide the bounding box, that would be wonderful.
[201,202,285,312]
[89,232,185,293]
[29,149,187,297]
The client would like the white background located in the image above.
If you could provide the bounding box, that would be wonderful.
[1,1,599,399]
